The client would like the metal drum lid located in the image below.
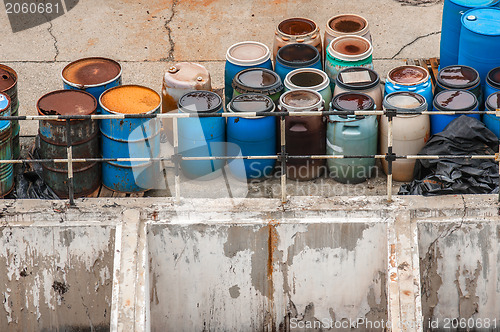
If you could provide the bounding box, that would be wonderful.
[37,90,97,116]
[433,90,478,111]
[0,67,16,92]
[462,7,500,36]
[178,91,222,114]
[62,57,121,86]
[233,68,283,94]
[438,65,480,89]
[101,85,160,114]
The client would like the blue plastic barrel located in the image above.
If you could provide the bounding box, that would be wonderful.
[227,94,276,180]
[459,7,500,86]
[440,0,500,68]
[100,85,161,193]
[0,93,13,196]
[485,67,500,98]
[431,89,480,134]
[483,92,500,137]
[225,41,273,107]
[62,57,122,112]
[385,66,433,110]
[275,43,323,83]
[178,91,226,180]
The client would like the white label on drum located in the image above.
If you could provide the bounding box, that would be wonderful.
[327,139,344,153]
[341,71,371,84]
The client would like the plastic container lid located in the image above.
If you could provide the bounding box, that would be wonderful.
[383,92,427,113]
[0,93,10,112]
[433,90,478,111]
[37,90,97,116]
[285,68,330,92]
[327,35,373,61]
[487,67,500,89]
[450,0,500,5]
[276,43,320,68]
[462,7,500,36]
[277,18,317,36]
[226,41,271,66]
[163,62,210,88]
[62,57,121,87]
[437,65,480,89]
[328,14,367,34]
[387,65,429,86]
[232,68,283,94]
[332,92,374,111]
[229,94,275,113]
[0,66,17,92]
[335,67,380,91]
[178,91,222,114]
[279,89,323,112]
[486,91,500,111]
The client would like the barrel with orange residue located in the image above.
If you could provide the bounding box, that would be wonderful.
[37,90,100,198]
[162,62,211,144]
[100,85,161,193]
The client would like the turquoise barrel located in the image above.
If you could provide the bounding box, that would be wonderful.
[327,92,378,184]
[232,68,284,104]
[440,0,499,69]
[485,67,500,98]
[435,65,482,107]
[483,92,500,137]
[178,91,225,180]
[284,68,332,111]
[227,94,276,180]
[431,90,479,135]
[0,64,20,159]
[0,93,13,196]
[385,66,433,110]
[100,85,161,193]
[459,7,500,86]
[275,44,322,83]
[225,41,273,107]
[62,57,122,113]
[37,90,100,198]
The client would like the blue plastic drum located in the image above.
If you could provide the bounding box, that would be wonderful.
[440,0,500,69]
[483,92,500,137]
[485,67,500,99]
[225,41,272,107]
[62,57,122,113]
[431,89,480,135]
[385,66,433,110]
[178,91,226,180]
[459,7,500,86]
[227,94,276,180]
[275,43,323,83]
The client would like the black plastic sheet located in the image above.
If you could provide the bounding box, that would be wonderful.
[399,116,499,196]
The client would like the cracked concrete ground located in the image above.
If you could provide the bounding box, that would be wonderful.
[0,0,443,197]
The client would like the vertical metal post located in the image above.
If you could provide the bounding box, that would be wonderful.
[280,115,287,204]
[173,116,181,203]
[65,119,75,205]
[387,113,394,203]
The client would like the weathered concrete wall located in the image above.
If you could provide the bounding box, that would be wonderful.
[0,225,115,331]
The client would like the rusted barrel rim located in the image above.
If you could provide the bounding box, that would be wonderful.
[36,89,97,122]
[99,85,161,116]
[0,64,18,92]
[61,57,122,89]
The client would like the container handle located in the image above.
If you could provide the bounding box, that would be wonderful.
[289,122,308,132]
[408,87,417,91]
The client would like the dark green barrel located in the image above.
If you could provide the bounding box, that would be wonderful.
[37,90,100,198]
[0,64,20,159]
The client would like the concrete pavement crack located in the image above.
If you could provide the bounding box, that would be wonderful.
[46,18,59,62]
[165,0,178,61]
[390,31,441,59]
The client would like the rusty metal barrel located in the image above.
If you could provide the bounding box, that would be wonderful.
[0,64,20,159]
[0,93,13,196]
[36,90,101,198]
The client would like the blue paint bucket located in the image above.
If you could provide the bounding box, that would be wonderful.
[227,94,276,180]
[483,92,500,137]
[100,85,161,193]
[225,41,272,107]
[385,66,433,110]
[0,93,13,196]
[440,0,500,68]
[485,67,500,98]
[459,7,500,86]
[275,43,323,83]
[431,90,479,135]
[62,57,122,113]
[178,91,226,180]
